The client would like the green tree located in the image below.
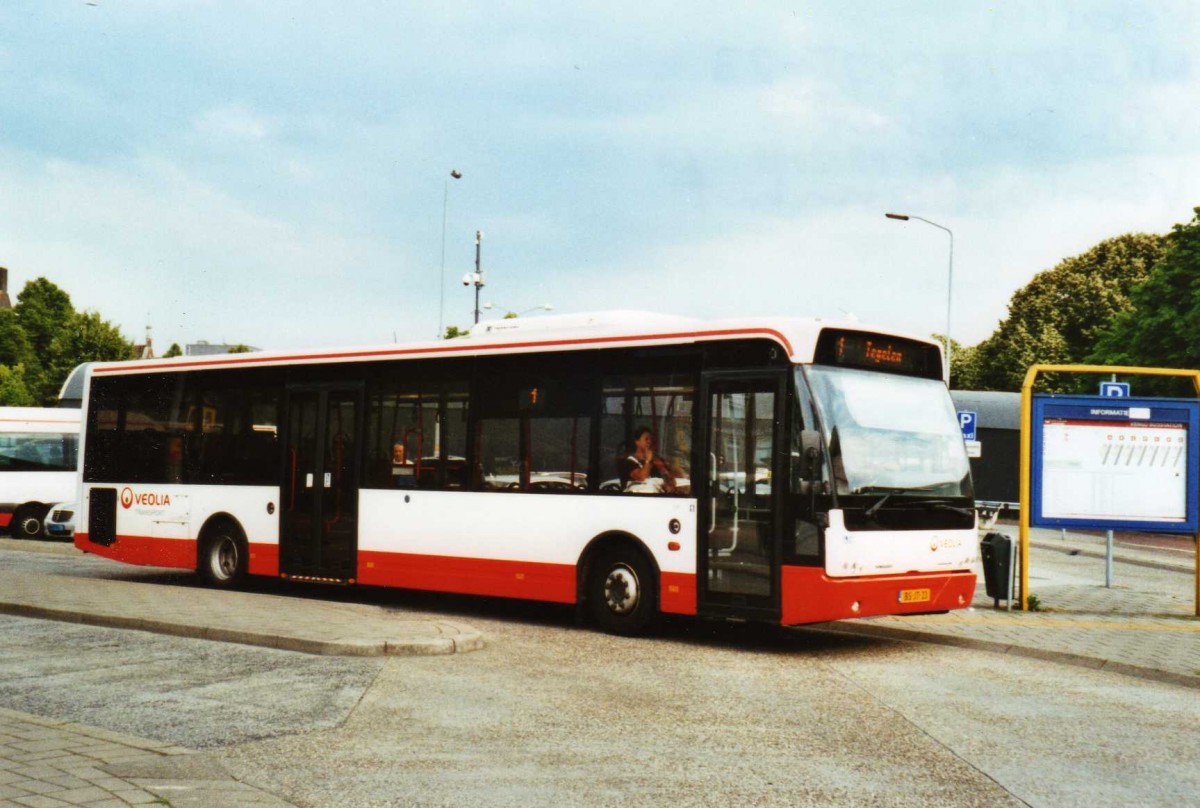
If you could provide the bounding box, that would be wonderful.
[163,342,183,358]
[443,325,468,339]
[0,364,36,406]
[968,233,1165,391]
[1088,207,1200,393]
[39,311,135,403]
[14,277,73,359]
[227,344,255,354]
[0,309,34,368]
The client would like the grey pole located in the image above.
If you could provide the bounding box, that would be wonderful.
[473,230,484,325]
[438,169,462,339]
[885,213,955,384]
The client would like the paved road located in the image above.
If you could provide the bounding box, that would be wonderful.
[1,538,1199,806]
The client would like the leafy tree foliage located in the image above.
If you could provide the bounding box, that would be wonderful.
[1088,208,1200,393]
[0,365,36,406]
[163,342,183,358]
[966,233,1165,392]
[0,278,134,405]
[15,277,73,359]
[227,344,255,354]
[0,309,34,368]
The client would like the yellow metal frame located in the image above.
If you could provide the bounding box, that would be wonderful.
[1019,364,1200,616]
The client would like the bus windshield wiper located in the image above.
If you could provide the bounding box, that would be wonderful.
[898,498,975,517]
[864,493,891,518]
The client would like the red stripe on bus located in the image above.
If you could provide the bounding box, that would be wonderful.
[248,543,279,577]
[660,572,698,615]
[358,550,576,603]
[92,327,796,374]
[74,532,197,569]
[780,565,976,624]
[71,533,696,614]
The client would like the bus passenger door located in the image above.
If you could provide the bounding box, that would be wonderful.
[699,372,784,616]
[280,385,362,581]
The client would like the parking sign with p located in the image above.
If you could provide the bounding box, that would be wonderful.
[958,410,977,442]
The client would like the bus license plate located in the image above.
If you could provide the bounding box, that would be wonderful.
[898,588,931,604]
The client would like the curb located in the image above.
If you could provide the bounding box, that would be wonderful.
[0,601,485,657]
[819,621,1200,691]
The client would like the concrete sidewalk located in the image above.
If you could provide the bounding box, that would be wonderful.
[0,543,483,658]
[826,525,1200,690]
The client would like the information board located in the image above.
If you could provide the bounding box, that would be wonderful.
[1031,395,1200,533]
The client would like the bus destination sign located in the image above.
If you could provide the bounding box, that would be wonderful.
[815,330,941,380]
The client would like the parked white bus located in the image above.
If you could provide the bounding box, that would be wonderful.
[0,407,81,538]
[75,312,977,633]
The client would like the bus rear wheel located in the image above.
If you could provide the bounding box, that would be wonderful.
[198,527,247,589]
[12,506,46,540]
[587,548,658,636]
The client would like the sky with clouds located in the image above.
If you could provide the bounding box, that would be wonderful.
[1,1,1198,352]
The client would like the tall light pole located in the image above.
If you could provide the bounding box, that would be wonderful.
[886,212,954,385]
[462,230,485,325]
[438,169,463,339]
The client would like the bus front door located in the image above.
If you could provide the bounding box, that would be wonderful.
[280,386,362,581]
[699,373,784,616]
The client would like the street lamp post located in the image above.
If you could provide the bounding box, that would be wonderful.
[438,169,463,339]
[462,230,485,325]
[885,212,955,385]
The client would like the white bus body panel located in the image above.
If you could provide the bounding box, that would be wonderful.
[823,509,979,577]
[93,484,279,546]
[87,483,694,575]
[360,490,697,574]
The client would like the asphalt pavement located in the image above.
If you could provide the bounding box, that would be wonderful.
[0,527,1195,807]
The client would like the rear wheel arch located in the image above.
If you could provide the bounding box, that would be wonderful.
[196,513,248,588]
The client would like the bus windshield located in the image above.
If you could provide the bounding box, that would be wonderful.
[803,366,971,498]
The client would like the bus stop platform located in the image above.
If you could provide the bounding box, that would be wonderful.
[822,524,1200,690]
[0,529,1196,687]
[0,540,485,657]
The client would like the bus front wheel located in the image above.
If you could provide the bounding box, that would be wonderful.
[587,548,658,636]
[198,526,247,589]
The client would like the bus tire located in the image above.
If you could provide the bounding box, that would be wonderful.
[198,525,247,589]
[12,505,46,540]
[587,547,658,636]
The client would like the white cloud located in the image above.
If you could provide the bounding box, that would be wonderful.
[194,105,272,142]
[0,151,426,351]
[553,149,1200,347]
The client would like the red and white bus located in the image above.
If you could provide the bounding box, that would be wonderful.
[75,312,977,633]
[1,407,81,538]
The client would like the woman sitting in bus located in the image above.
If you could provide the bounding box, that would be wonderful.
[620,427,676,494]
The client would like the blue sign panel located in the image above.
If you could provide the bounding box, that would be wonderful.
[957,410,977,442]
[1099,382,1130,398]
[1030,395,1200,534]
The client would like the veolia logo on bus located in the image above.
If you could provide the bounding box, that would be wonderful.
[119,487,171,509]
